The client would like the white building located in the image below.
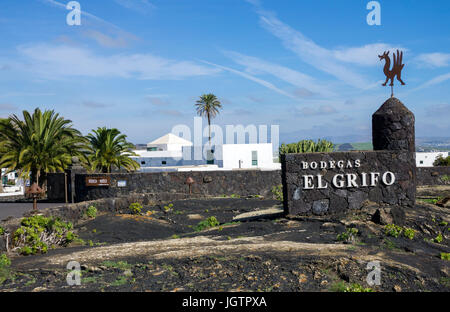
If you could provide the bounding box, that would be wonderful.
[131,134,192,169]
[416,151,449,167]
[131,133,280,172]
[1,168,24,195]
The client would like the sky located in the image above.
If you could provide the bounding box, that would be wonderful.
[0,0,449,145]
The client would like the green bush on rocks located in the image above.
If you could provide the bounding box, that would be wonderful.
[129,203,142,215]
[0,254,12,285]
[384,224,415,240]
[194,216,220,232]
[337,228,359,243]
[271,185,283,201]
[85,206,97,219]
[13,215,77,255]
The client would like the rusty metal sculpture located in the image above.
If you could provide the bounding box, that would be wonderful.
[185,177,195,195]
[26,182,43,211]
[379,50,405,97]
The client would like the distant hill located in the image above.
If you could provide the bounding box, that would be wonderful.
[334,142,373,151]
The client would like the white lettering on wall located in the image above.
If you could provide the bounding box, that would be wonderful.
[298,159,396,189]
[370,172,380,186]
[382,171,395,186]
[303,175,314,189]
[332,174,345,188]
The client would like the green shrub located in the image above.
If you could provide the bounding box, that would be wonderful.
[330,281,373,292]
[384,224,403,238]
[279,139,334,156]
[420,197,442,205]
[129,203,142,215]
[0,226,5,236]
[163,203,174,212]
[13,215,76,255]
[0,254,12,285]
[0,254,10,268]
[337,228,359,243]
[85,206,97,219]
[194,216,220,232]
[402,228,415,240]
[433,155,450,167]
[384,224,416,240]
[441,253,450,261]
[345,283,373,292]
[434,233,443,243]
[271,184,283,201]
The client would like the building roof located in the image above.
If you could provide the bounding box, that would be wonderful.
[147,133,192,146]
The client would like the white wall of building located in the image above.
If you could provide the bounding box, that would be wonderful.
[416,152,449,167]
[222,143,278,169]
[132,133,280,171]
[180,143,280,170]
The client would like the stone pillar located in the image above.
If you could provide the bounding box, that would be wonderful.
[68,156,86,203]
[372,97,415,152]
[372,97,416,207]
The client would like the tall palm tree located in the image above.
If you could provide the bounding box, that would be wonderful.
[195,94,222,145]
[0,109,88,186]
[87,127,139,173]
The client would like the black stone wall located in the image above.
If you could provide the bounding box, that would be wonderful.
[417,167,450,186]
[282,151,416,216]
[372,97,415,152]
[71,170,281,202]
[46,166,449,204]
[47,172,67,202]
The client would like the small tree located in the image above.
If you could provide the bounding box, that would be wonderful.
[0,109,88,187]
[433,155,450,167]
[279,139,334,157]
[87,127,139,173]
[195,94,222,145]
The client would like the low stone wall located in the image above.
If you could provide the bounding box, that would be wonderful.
[73,170,281,202]
[46,165,448,204]
[282,151,416,216]
[416,166,450,186]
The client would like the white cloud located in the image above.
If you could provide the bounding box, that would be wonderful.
[415,53,450,68]
[40,0,138,47]
[295,105,337,116]
[83,30,135,48]
[82,101,110,108]
[411,72,450,92]
[255,10,370,89]
[114,0,155,14]
[333,44,406,66]
[17,44,220,80]
[425,103,450,117]
[40,0,121,30]
[201,60,295,99]
[250,8,406,89]
[223,50,336,97]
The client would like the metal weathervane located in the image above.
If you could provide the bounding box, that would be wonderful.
[378,49,406,97]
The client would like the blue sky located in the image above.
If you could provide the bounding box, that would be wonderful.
[0,0,449,144]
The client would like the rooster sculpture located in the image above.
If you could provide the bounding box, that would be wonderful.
[378,50,405,87]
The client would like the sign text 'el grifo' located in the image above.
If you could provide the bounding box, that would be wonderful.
[300,159,396,189]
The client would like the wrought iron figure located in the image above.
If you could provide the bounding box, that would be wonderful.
[379,50,405,97]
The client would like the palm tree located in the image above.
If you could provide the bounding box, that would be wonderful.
[87,127,139,173]
[195,94,222,145]
[0,109,88,186]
